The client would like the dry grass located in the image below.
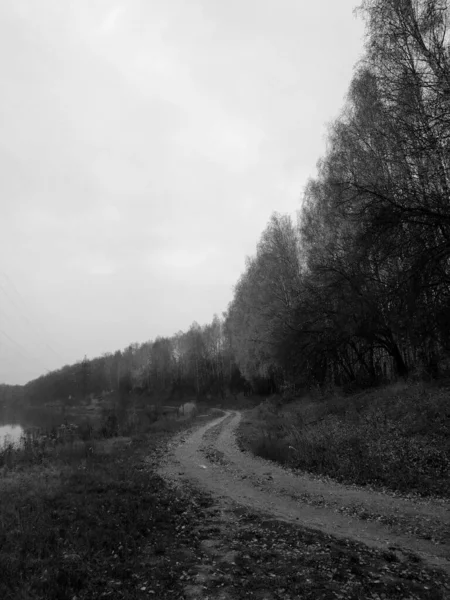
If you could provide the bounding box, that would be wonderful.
[239,382,450,497]
[0,407,212,600]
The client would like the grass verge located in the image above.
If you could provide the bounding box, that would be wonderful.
[211,506,450,599]
[237,381,450,498]
[0,413,216,600]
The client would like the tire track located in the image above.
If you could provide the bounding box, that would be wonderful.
[158,410,450,576]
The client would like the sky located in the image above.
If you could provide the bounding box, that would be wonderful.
[0,0,366,385]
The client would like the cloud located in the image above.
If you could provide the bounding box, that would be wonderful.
[99,6,124,34]
[148,245,217,272]
[88,262,116,276]
[80,2,266,173]
[101,205,121,223]
[0,0,366,383]
[66,251,118,277]
[163,250,210,270]
[173,113,266,172]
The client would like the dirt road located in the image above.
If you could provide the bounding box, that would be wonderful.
[158,409,450,577]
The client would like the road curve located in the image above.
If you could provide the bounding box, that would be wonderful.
[158,409,450,576]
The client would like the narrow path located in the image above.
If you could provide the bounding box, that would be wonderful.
[158,410,450,576]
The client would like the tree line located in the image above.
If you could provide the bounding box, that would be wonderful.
[2,0,449,406]
[0,317,252,407]
[226,0,450,390]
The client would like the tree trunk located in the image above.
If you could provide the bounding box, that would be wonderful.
[390,343,408,378]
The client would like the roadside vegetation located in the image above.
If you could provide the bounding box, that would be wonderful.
[238,381,450,499]
[0,405,216,600]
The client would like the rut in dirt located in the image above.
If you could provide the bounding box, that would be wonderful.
[158,409,450,576]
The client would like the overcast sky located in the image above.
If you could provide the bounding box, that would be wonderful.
[0,0,365,385]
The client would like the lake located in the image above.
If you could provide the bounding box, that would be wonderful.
[0,405,100,448]
[0,424,24,447]
[0,399,169,449]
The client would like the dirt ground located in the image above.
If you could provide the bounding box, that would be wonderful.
[158,409,450,598]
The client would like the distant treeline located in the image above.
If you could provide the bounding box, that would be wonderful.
[0,318,254,408]
[2,0,450,406]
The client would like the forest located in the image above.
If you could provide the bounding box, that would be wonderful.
[1,0,450,408]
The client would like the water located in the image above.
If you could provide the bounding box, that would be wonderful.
[0,399,151,448]
[0,424,24,448]
[0,405,96,449]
